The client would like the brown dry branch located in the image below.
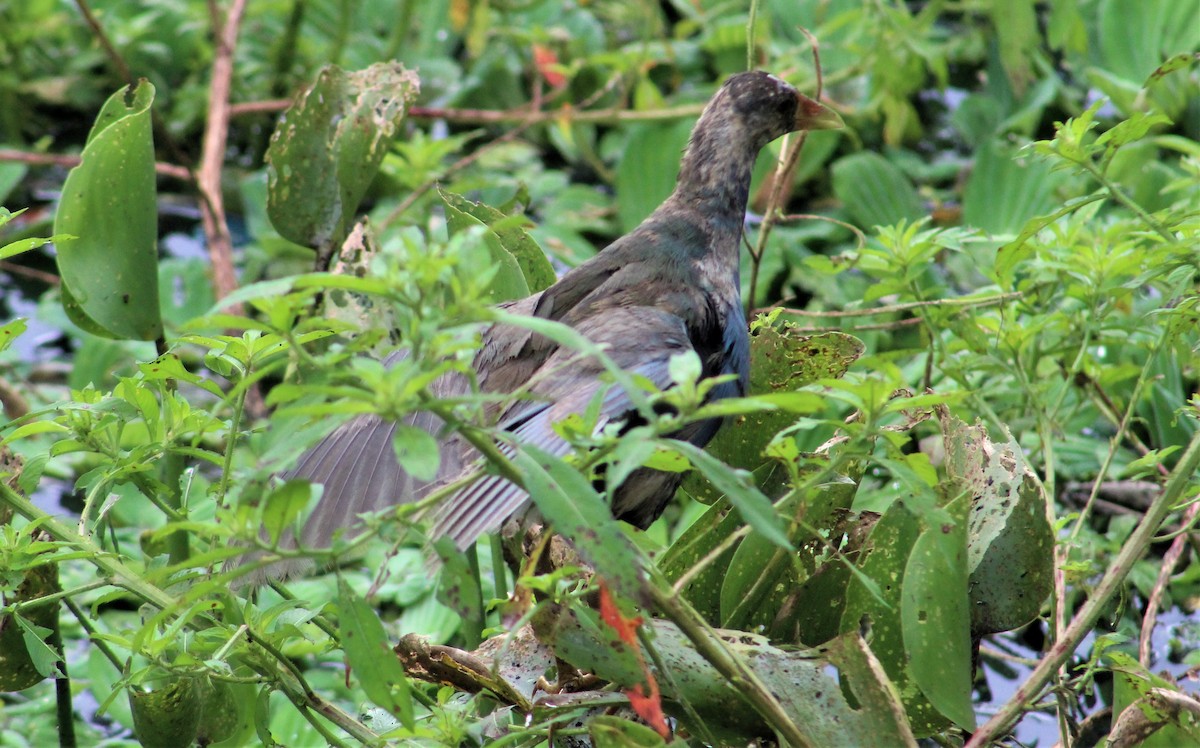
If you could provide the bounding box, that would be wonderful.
[0,150,192,181]
[1141,500,1199,666]
[74,0,133,85]
[231,98,705,125]
[197,0,247,310]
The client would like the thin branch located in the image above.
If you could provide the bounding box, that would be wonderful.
[1140,500,1198,666]
[0,261,58,286]
[230,98,705,125]
[197,0,247,309]
[745,27,827,312]
[0,148,192,181]
[647,572,816,748]
[764,291,1023,319]
[73,0,133,85]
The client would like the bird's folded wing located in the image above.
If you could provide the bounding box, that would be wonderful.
[430,306,694,549]
[282,358,471,550]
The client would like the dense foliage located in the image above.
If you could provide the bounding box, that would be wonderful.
[1,1,1198,746]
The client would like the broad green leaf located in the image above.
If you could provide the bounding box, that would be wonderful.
[666,326,861,624]
[439,188,532,301]
[392,424,440,482]
[901,491,973,730]
[261,480,315,545]
[438,188,555,293]
[128,676,203,748]
[938,409,1053,636]
[718,475,857,631]
[989,0,1038,94]
[0,563,61,691]
[841,498,949,736]
[767,508,880,645]
[670,441,790,552]
[517,445,647,602]
[266,62,419,249]
[336,578,414,729]
[832,152,924,230]
[687,326,863,502]
[195,679,256,747]
[615,120,693,232]
[962,140,1056,236]
[54,80,162,341]
[656,494,743,622]
[552,607,916,746]
[1108,651,1200,747]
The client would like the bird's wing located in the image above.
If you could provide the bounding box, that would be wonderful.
[282,354,472,550]
[429,306,694,549]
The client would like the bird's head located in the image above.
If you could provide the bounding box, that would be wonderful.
[703,71,843,152]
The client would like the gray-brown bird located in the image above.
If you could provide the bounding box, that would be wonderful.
[256,71,841,581]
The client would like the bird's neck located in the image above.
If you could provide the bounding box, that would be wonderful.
[670,118,758,230]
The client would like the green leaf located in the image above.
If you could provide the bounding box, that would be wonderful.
[516,445,647,602]
[552,607,917,746]
[53,80,162,340]
[392,424,440,482]
[129,677,203,748]
[437,188,556,293]
[615,120,694,232]
[901,491,973,730]
[439,188,532,301]
[0,318,27,355]
[719,475,857,630]
[687,327,862,502]
[670,440,790,551]
[266,62,419,249]
[962,140,1056,235]
[336,578,414,729]
[656,495,743,622]
[0,563,61,691]
[939,410,1054,636]
[589,715,667,747]
[842,498,950,736]
[992,193,1106,289]
[832,152,924,230]
[261,480,315,545]
[1,233,72,261]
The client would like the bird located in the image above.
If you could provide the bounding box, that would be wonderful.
[253,71,842,581]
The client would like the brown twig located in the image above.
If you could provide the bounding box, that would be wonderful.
[197,0,247,310]
[1139,500,1198,666]
[380,120,537,230]
[0,149,192,181]
[73,0,133,85]
[780,317,925,334]
[764,291,1023,319]
[0,261,60,286]
[230,98,705,125]
[745,27,828,312]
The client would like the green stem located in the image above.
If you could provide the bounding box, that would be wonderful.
[1,483,177,610]
[647,569,814,748]
[0,484,380,743]
[1077,159,1174,242]
[161,451,189,564]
